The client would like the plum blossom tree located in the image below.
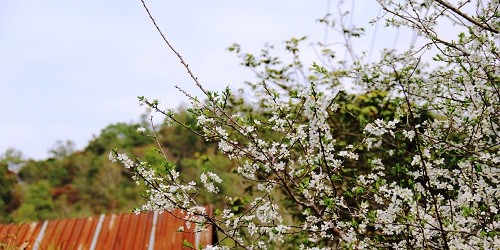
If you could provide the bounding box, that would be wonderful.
[112,0,499,249]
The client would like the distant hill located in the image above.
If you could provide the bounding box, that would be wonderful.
[0,110,230,223]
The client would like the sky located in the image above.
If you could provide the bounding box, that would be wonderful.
[0,0,402,160]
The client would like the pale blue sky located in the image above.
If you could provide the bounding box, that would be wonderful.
[1,1,399,160]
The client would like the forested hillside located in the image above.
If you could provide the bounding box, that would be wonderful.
[1,91,401,224]
[0,110,229,223]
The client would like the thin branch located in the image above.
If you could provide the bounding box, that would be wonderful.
[434,0,499,33]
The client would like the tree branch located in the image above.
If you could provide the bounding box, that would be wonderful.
[434,0,499,34]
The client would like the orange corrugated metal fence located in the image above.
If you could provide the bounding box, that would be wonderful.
[0,207,214,249]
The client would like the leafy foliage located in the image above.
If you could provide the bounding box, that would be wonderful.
[1,111,247,223]
[0,152,22,223]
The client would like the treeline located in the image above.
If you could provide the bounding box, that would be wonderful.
[0,111,233,223]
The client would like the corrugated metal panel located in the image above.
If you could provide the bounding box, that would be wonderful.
[0,207,214,249]
[0,222,42,248]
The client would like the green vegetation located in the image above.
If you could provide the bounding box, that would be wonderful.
[1,123,153,222]
[1,91,402,224]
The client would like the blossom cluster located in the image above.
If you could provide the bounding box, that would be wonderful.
[116,0,499,248]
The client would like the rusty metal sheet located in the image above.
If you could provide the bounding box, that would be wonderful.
[0,222,41,248]
[0,206,214,249]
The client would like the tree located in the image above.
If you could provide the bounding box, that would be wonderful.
[113,0,499,249]
[48,140,76,159]
[12,180,56,222]
[0,149,24,223]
